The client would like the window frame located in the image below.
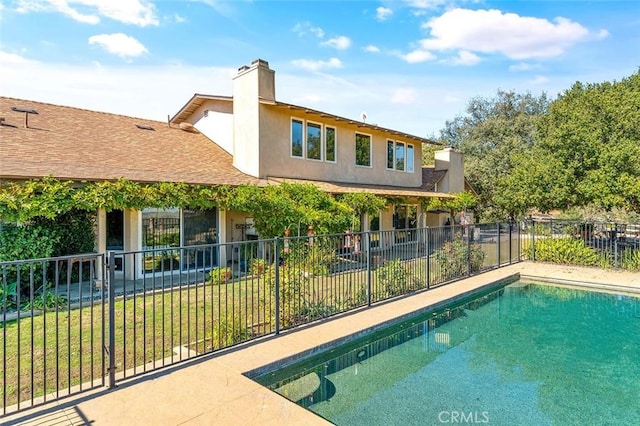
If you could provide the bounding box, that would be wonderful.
[305,120,323,161]
[386,139,414,173]
[290,117,304,158]
[325,125,337,163]
[355,132,372,168]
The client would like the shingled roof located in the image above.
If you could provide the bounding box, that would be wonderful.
[0,97,262,186]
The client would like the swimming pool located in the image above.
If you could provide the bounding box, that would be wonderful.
[254,282,640,425]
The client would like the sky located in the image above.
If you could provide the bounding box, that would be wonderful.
[1,0,639,137]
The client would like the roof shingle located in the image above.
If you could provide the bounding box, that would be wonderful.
[0,97,261,186]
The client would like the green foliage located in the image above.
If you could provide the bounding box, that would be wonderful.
[209,267,233,285]
[264,264,311,328]
[210,313,251,350]
[375,259,414,297]
[22,289,67,312]
[620,248,640,271]
[525,237,599,266]
[507,71,640,215]
[433,240,485,280]
[251,258,267,276]
[439,90,550,220]
[0,178,389,240]
[0,222,60,262]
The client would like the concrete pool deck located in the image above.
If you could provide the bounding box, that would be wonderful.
[3,262,639,425]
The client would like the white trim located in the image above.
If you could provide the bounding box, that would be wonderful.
[385,139,414,173]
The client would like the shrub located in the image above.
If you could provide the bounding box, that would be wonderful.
[525,237,598,266]
[375,259,411,297]
[251,258,267,276]
[22,289,67,311]
[210,266,233,285]
[433,240,485,280]
[620,248,640,271]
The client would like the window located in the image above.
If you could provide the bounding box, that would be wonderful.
[394,205,418,243]
[306,122,322,160]
[386,140,414,172]
[396,142,405,171]
[325,126,336,162]
[291,118,335,162]
[355,133,371,167]
[142,208,218,273]
[291,119,303,157]
[407,145,414,172]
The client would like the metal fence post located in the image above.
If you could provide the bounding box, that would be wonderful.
[508,222,513,264]
[274,237,280,335]
[614,239,618,269]
[467,225,472,276]
[531,219,536,262]
[426,228,430,289]
[496,223,501,267]
[107,251,116,388]
[366,231,372,307]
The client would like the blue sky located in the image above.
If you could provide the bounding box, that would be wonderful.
[1,0,638,137]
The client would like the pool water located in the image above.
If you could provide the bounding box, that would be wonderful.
[254,283,640,425]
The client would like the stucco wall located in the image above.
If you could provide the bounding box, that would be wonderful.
[192,100,234,155]
[258,105,423,186]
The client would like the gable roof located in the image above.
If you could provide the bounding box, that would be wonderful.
[0,97,262,186]
[421,167,448,191]
[168,93,441,146]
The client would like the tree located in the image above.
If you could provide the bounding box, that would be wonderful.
[439,90,550,220]
[508,70,640,214]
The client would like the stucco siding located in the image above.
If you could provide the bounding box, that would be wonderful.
[259,105,423,186]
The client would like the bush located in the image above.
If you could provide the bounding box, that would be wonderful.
[251,258,267,276]
[620,248,640,271]
[375,259,412,297]
[525,237,599,266]
[433,240,485,280]
[210,267,233,285]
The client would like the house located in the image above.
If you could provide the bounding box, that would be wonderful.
[0,58,469,277]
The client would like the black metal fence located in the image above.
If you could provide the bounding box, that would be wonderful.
[0,223,520,416]
[520,219,640,270]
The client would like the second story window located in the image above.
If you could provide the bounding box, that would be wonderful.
[387,139,414,173]
[291,119,303,157]
[325,126,336,162]
[306,122,322,160]
[291,118,337,162]
[355,133,371,167]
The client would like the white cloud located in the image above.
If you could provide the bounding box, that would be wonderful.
[420,8,592,59]
[405,0,447,7]
[15,0,158,26]
[174,13,186,23]
[321,36,352,50]
[529,75,550,85]
[291,58,343,72]
[509,62,539,72]
[596,29,610,39]
[0,51,37,64]
[400,49,436,63]
[376,7,393,21]
[391,88,418,105]
[88,33,148,58]
[450,50,481,66]
[292,21,325,38]
[364,45,380,53]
